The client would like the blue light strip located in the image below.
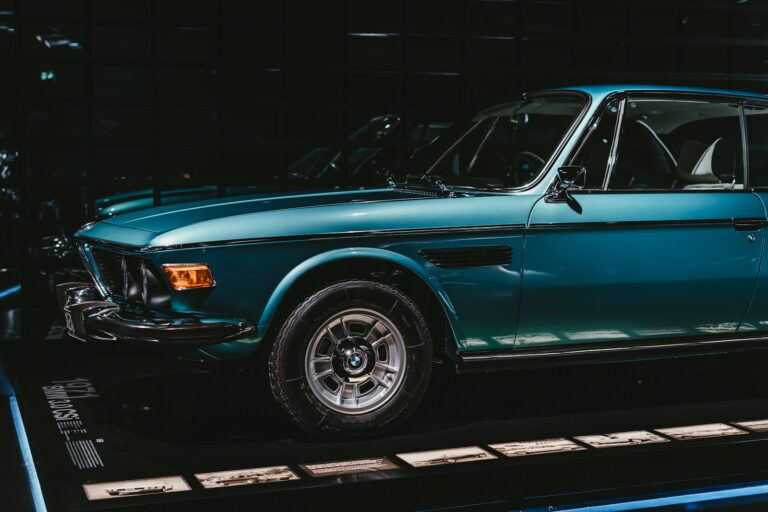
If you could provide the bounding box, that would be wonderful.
[524,482,768,512]
[8,396,47,512]
[0,283,21,299]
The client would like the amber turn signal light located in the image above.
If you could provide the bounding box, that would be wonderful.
[162,264,215,290]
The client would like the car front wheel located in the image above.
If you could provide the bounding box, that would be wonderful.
[268,280,433,438]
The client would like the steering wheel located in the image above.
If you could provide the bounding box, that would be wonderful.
[509,151,546,186]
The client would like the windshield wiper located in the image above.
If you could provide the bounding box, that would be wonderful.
[392,173,455,196]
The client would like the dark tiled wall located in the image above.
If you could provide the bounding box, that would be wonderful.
[1,0,767,339]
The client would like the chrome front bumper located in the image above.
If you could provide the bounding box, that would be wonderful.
[57,282,255,345]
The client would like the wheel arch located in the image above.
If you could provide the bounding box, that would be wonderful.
[257,248,462,361]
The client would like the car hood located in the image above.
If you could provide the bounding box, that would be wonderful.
[101,188,418,233]
[79,187,480,248]
[77,186,541,250]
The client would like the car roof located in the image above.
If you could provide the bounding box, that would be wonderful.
[548,84,768,102]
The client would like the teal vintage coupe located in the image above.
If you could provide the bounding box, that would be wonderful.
[60,85,768,437]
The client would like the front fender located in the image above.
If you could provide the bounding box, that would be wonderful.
[257,247,462,348]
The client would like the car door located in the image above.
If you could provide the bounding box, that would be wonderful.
[516,94,766,349]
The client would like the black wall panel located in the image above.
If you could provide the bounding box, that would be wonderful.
[1,0,768,341]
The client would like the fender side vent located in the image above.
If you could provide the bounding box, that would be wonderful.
[420,246,512,268]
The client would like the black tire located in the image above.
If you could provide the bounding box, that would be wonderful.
[268,279,433,438]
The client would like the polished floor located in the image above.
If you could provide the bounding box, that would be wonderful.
[6,330,768,511]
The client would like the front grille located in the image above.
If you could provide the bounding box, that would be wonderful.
[83,246,171,309]
[91,248,126,296]
[91,248,149,302]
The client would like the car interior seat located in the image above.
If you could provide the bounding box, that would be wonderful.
[677,138,737,188]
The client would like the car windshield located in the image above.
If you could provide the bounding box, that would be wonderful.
[402,93,586,189]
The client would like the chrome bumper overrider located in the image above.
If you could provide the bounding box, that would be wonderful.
[57,282,254,345]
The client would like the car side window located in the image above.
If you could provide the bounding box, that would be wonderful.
[569,99,620,188]
[607,98,744,191]
[746,105,768,188]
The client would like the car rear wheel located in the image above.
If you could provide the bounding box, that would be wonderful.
[268,280,433,438]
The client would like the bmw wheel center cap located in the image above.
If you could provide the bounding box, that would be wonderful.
[343,348,368,376]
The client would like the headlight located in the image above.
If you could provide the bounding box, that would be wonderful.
[162,264,215,290]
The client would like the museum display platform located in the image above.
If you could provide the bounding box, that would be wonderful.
[6,330,768,511]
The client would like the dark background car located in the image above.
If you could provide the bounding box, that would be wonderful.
[91,114,448,219]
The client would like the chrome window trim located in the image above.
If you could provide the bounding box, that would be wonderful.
[603,97,627,189]
[565,95,620,187]
[555,90,761,195]
[739,102,750,189]
[740,101,768,191]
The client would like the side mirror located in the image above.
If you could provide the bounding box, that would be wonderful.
[556,165,587,190]
[547,165,586,213]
